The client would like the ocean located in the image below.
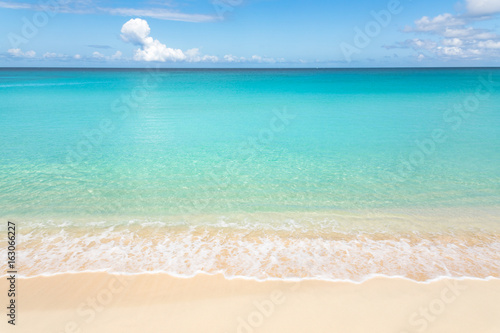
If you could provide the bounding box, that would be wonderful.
[0,68,499,280]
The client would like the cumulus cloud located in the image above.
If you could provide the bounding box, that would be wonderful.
[121,18,186,62]
[120,18,285,64]
[8,50,79,61]
[92,51,105,59]
[110,50,122,60]
[477,40,500,48]
[404,13,494,40]
[43,52,82,61]
[405,13,466,32]
[131,36,186,62]
[43,52,66,59]
[185,48,219,62]
[223,54,247,63]
[221,54,284,64]
[91,50,123,61]
[120,18,151,45]
[392,9,500,61]
[7,48,36,58]
[466,0,500,15]
[6,48,125,62]
[442,38,464,46]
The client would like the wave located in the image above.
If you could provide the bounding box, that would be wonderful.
[9,216,500,281]
[8,271,500,285]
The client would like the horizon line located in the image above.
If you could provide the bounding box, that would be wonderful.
[1,66,500,70]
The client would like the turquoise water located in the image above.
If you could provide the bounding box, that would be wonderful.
[1,68,500,279]
[1,68,499,218]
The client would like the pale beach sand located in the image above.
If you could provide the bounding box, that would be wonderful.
[1,273,499,333]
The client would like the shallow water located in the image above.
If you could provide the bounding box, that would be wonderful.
[1,68,499,280]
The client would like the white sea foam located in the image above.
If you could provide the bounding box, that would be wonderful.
[10,216,500,281]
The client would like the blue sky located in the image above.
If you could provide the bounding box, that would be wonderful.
[1,0,500,67]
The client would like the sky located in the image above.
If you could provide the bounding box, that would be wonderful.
[1,0,500,67]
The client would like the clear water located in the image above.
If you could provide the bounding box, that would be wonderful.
[1,68,499,279]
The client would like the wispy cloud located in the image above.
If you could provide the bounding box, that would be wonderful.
[0,1,31,9]
[0,1,218,22]
[104,7,216,23]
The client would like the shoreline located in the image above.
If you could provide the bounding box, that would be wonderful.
[3,270,500,283]
[4,207,499,280]
[2,272,500,332]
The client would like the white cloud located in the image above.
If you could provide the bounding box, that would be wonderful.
[80,51,123,61]
[119,18,286,64]
[133,39,186,62]
[43,52,59,58]
[477,40,500,48]
[466,0,500,15]
[250,55,280,63]
[384,38,437,51]
[92,51,105,59]
[441,26,495,39]
[110,50,122,60]
[7,48,35,58]
[223,54,247,62]
[405,13,494,40]
[392,37,493,59]
[120,18,151,45]
[442,38,464,46]
[185,48,219,62]
[407,13,465,32]
[221,54,283,64]
[121,18,186,62]
[396,10,500,61]
[441,46,464,56]
[25,51,36,58]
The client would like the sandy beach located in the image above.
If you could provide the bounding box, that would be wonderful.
[2,273,499,333]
